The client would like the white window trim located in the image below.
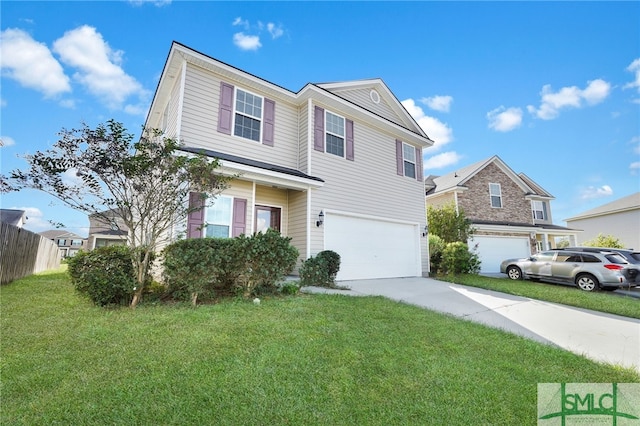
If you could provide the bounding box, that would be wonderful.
[532,200,546,220]
[489,183,502,208]
[403,142,416,178]
[233,87,264,143]
[205,195,234,238]
[325,110,346,158]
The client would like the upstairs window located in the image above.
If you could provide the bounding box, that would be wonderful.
[57,239,66,246]
[71,239,83,246]
[325,111,345,157]
[489,183,502,208]
[532,200,547,220]
[234,89,263,142]
[402,142,416,178]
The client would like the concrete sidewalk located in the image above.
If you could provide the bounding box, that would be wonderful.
[302,277,640,372]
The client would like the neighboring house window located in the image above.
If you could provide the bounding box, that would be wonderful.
[325,111,345,157]
[71,239,83,246]
[532,200,547,220]
[234,89,263,142]
[402,143,416,179]
[489,183,502,208]
[57,239,66,246]
[205,196,234,238]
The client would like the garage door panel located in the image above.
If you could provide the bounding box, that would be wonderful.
[325,213,420,281]
[471,236,531,273]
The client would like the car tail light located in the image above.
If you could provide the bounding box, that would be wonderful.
[604,264,624,271]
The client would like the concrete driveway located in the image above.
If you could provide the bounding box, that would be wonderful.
[302,277,640,373]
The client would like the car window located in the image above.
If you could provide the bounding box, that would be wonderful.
[605,254,628,264]
[581,254,601,263]
[565,255,582,262]
[630,253,640,262]
[533,252,554,262]
[556,253,573,262]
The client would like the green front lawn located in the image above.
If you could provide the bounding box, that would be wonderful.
[437,274,640,319]
[2,269,638,425]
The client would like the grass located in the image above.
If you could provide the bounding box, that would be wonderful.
[2,269,639,425]
[436,274,640,319]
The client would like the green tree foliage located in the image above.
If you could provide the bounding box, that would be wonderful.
[428,234,446,275]
[2,120,230,307]
[427,203,473,243]
[582,233,625,249]
[441,242,481,275]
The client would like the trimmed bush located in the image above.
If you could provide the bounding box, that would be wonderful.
[161,229,299,304]
[428,234,445,275]
[67,246,136,306]
[299,250,341,288]
[441,241,481,275]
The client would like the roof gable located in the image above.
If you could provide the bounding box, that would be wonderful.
[426,155,543,197]
[566,192,640,220]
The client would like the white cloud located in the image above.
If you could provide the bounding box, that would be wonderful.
[267,23,284,39]
[423,151,462,170]
[487,106,523,132]
[233,17,250,29]
[630,162,640,175]
[580,185,613,200]
[401,99,453,150]
[527,79,611,120]
[420,95,453,112]
[61,168,83,187]
[12,207,50,232]
[0,28,71,98]
[52,25,148,111]
[630,136,640,155]
[233,32,262,51]
[1,98,6,107]
[0,135,16,147]
[128,0,172,6]
[624,58,640,92]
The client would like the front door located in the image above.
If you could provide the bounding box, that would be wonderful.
[255,206,281,233]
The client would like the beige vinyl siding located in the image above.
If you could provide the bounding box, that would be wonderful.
[180,64,299,170]
[329,87,406,127]
[164,80,181,139]
[426,193,456,209]
[255,185,289,235]
[309,106,428,274]
[298,105,309,174]
[286,190,308,271]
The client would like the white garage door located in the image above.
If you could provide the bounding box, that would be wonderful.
[324,213,421,281]
[470,235,531,273]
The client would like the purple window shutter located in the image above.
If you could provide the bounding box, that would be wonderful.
[187,192,205,238]
[415,146,423,181]
[345,119,354,161]
[395,139,404,176]
[313,106,325,152]
[263,98,275,146]
[232,198,247,237]
[217,82,234,135]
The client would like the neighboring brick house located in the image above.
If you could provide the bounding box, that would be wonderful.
[86,209,129,250]
[425,155,579,273]
[39,230,87,257]
[144,41,433,280]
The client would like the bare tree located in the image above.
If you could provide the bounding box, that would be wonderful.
[2,120,230,307]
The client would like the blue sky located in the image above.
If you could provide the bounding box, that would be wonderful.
[1,1,639,237]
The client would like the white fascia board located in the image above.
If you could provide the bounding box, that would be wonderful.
[218,159,324,191]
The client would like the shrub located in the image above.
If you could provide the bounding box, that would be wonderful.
[428,234,446,275]
[279,282,300,295]
[583,233,624,248]
[316,250,341,283]
[441,241,481,275]
[161,229,299,303]
[299,250,341,288]
[67,246,136,307]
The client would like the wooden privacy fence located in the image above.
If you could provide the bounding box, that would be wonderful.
[0,223,61,285]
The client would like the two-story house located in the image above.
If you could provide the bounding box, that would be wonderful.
[425,155,579,273]
[86,209,129,250]
[144,42,433,280]
[39,230,86,257]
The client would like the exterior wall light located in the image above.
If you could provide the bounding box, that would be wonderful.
[316,211,325,227]
[422,225,429,237]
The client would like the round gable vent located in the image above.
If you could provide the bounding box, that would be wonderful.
[370,89,380,104]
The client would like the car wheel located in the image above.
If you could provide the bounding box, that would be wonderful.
[506,266,522,280]
[576,274,599,292]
